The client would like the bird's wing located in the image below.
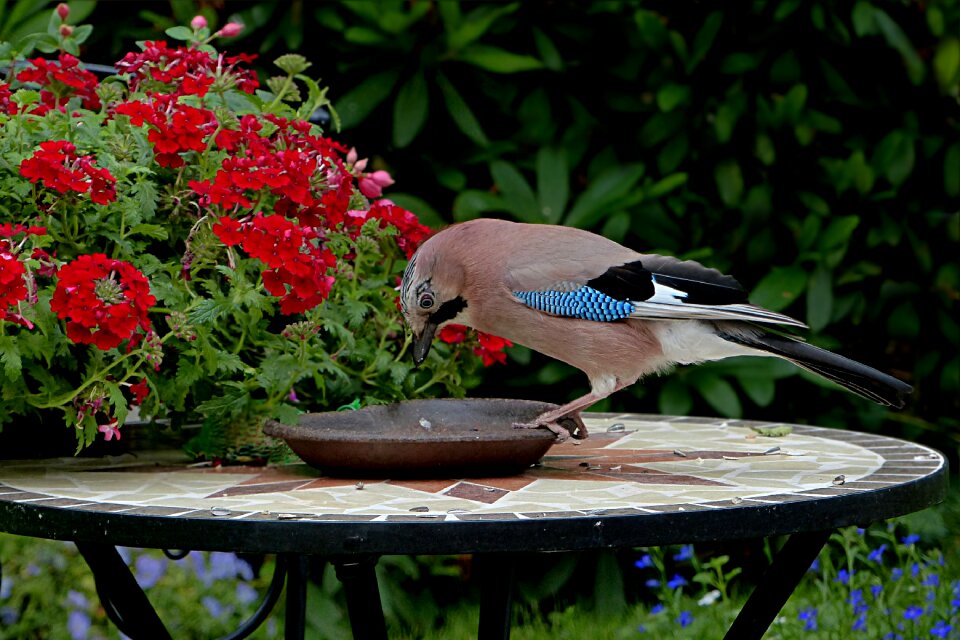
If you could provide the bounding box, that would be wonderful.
[509,253,807,328]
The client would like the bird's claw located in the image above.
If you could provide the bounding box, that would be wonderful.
[513,415,585,443]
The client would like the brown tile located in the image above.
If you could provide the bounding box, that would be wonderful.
[389,479,459,493]
[205,479,316,498]
[443,482,508,504]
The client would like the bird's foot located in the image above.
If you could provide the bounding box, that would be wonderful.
[513,415,586,442]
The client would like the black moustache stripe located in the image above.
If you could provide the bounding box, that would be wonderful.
[430,297,467,325]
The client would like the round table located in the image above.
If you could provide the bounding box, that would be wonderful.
[0,414,948,639]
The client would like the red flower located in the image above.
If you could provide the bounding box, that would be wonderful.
[19,141,116,203]
[129,378,150,405]
[50,254,155,350]
[115,40,258,98]
[16,53,101,112]
[211,214,337,315]
[0,83,19,115]
[0,252,28,322]
[438,324,468,344]
[350,201,431,258]
[474,332,513,366]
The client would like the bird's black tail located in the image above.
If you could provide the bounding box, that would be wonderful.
[718,330,913,408]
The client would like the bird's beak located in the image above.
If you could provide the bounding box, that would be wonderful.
[412,322,437,366]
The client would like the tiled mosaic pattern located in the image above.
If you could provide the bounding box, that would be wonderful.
[0,415,945,523]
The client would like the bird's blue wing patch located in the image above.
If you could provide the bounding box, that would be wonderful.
[513,286,634,322]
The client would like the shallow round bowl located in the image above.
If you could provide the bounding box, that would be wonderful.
[263,398,582,477]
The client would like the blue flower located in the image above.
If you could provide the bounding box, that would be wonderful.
[672,545,693,562]
[635,554,654,569]
[0,576,13,600]
[910,563,920,578]
[645,579,660,589]
[856,527,865,535]
[202,596,229,619]
[808,558,820,573]
[903,605,923,620]
[870,584,883,599]
[852,612,867,632]
[923,573,940,587]
[135,555,166,590]
[798,607,818,631]
[651,603,665,615]
[236,582,258,605]
[65,590,89,609]
[67,610,91,640]
[891,568,903,581]
[867,544,887,563]
[836,569,853,585]
[882,634,904,640]
[931,620,953,638]
[637,624,647,633]
[667,574,687,590]
[849,589,868,614]
[1,606,19,626]
[901,534,920,546]
[676,611,693,628]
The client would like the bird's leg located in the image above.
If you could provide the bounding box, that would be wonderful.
[515,383,625,441]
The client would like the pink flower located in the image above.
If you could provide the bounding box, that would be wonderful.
[359,170,395,199]
[190,15,208,30]
[98,420,121,441]
[216,22,243,38]
[56,3,69,20]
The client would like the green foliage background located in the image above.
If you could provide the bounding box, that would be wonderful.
[5,0,957,451]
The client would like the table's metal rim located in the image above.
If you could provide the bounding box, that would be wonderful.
[0,454,948,556]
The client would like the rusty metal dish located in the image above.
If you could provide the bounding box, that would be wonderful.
[263,398,583,477]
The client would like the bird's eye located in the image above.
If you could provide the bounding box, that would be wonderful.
[418,293,435,309]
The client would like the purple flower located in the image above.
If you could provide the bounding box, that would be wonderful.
[903,605,923,620]
[1,606,19,625]
[67,610,91,640]
[798,607,818,631]
[0,576,12,599]
[635,554,654,569]
[667,574,687,590]
[676,611,693,628]
[645,579,660,589]
[901,534,920,546]
[931,620,953,638]
[672,545,693,562]
[867,544,887,563]
[26,564,40,576]
[116,547,133,565]
[209,552,253,581]
[836,569,853,585]
[202,596,229,619]
[236,582,258,605]
[65,590,89,609]
[190,551,210,585]
[135,555,166,589]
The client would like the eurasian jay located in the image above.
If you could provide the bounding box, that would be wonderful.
[399,219,912,437]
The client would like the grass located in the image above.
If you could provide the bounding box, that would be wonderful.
[1,487,958,639]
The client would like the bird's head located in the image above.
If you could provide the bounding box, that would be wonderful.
[399,238,468,366]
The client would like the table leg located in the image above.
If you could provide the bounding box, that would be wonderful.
[723,529,832,640]
[284,554,308,640]
[333,557,387,640]
[74,542,172,640]
[476,553,517,640]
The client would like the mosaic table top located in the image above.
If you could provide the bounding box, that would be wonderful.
[0,415,947,555]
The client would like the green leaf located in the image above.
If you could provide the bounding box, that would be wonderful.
[188,297,231,325]
[750,424,793,437]
[564,163,646,228]
[945,143,960,198]
[644,173,687,199]
[819,216,860,252]
[532,27,563,71]
[750,266,808,312]
[687,11,723,73]
[164,25,193,41]
[447,3,519,51]
[436,73,488,146]
[872,7,925,84]
[714,160,744,207]
[453,190,504,222]
[490,160,539,222]
[270,403,302,426]
[0,337,21,380]
[334,69,400,129]
[128,223,168,240]
[536,145,569,223]
[739,376,776,407]
[658,133,689,174]
[656,83,690,112]
[393,71,429,148]
[659,379,693,416]
[806,267,833,332]
[194,384,250,421]
[696,376,742,417]
[934,38,960,90]
[458,44,544,73]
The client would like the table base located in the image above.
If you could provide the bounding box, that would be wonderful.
[71,529,830,639]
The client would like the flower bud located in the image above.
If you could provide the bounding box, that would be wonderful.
[216,22,243,38]
[190,15,208,30]
[56,3,69,20]
[59,24,73,37]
